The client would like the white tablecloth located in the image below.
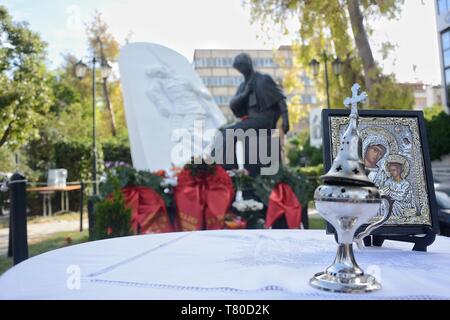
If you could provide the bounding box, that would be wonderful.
[0,230,449,300]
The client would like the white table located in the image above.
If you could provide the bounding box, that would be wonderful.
[0,230,449,300]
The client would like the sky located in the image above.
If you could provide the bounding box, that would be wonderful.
[2,0,442,85]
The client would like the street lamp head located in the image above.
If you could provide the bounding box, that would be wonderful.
[332,57,343,76]
[309,58,320,77]
[101,61,113,80]
[74,60,88,79]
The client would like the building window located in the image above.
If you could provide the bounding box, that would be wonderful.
[442,29,450,108]
[300,75,312,86]
[438,0,450,15]
[253,58,275,68]
[194,57,235,68]
[201,76,244,87]
[284,58,293,68]
[443,75,450,105]
[195,56,288,68]
[214,96,233,105]
[299,94,317,105]
[194,59,202,68]
[301,95,312,104]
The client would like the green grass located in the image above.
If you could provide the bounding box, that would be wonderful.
[0,230,88,275]
[309,216,327,230]
[0,257,11,276]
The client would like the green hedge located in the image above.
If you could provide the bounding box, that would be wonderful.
[22,140,93,215]
[55,140,105,212]
[94,187,132,240]
[424,106,450,161]
[102,141,132,165]
[54,141,94,183]
[287,131,323,167]
[296,164,324,205]
[24,138,133,216]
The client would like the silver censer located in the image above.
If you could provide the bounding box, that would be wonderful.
[310,84,392,293]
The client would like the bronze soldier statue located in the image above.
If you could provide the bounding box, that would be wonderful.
[230,53,289,134]
[214,53,290,176]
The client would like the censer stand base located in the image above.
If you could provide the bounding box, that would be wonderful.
[309,272,381,294]
[310,243,382,293]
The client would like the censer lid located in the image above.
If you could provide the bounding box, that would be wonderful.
[321,84,375,187]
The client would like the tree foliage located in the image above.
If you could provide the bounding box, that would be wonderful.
[22,11,129,170]
[0,7,133,218]
[0,9,130,184]
[245,0,413,110]
[86,11,121,136]
[0,6,53,150]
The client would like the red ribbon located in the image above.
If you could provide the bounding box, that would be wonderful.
[174,165,234,231]
[265,183,302,229]
[120,186,173,234]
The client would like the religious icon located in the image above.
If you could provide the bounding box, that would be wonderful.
[331,116,430,225]
[321,109,440,250]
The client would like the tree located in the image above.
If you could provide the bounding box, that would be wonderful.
[86,11,120,136]
[246,0,413,109]
[51,52,128,143]
[0,6,53,150]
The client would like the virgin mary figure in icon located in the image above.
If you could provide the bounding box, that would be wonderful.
[362,135,390,188]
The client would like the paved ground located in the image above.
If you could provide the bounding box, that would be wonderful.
[0,216,88,256]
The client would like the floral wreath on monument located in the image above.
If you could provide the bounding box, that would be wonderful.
[97,159,309,233]
[99,162,172,207]
[252,165,312,229]
[252,166,310,207]
[173,156,235,231]
[97,162,176,235]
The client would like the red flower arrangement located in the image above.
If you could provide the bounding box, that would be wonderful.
[173,158,235,231]
[152,170,167,178]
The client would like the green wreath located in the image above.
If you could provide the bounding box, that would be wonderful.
[99,166,172,208]
[252,165,315,208]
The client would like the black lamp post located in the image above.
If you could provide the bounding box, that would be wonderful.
[74,57,113,195]
[309,51,343,109]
